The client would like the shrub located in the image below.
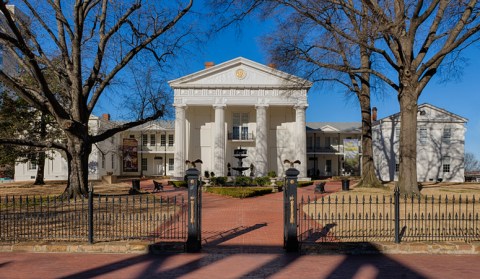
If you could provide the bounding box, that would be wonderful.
[211,176,227,186]
[204,171,210,178]
[205,187,273,198]
[169,180,187,188]
[267,170,277,178]
[235,176,252,186]
[298,181,314,187]
[254,176,270,186]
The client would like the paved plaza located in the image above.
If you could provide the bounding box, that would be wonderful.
[1,181,479,278]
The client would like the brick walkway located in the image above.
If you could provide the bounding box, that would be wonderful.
[1,180,480,278]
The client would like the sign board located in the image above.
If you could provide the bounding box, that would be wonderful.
[123,138,138,172]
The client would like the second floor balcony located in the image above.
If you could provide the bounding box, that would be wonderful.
[138,144,175,153]
[228,132,255,141]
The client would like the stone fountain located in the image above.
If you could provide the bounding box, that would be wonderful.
[232,147,249,176]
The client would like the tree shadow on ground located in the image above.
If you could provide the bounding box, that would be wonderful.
[59,229,427,279]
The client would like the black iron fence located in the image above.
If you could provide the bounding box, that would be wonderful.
[299,189,480,243]
[0,193,187,244]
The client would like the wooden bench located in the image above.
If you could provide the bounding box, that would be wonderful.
[153,180,164,192]
[314,182,326,193]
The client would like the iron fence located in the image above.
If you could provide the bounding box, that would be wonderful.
[298,190,480,243]
[0,193,187,244]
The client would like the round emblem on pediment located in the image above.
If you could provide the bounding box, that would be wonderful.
[235,68,247,80]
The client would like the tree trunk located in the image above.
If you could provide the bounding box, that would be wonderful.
[397,89,420,196]
[356,97,382,188]
[61,135,92,199]
[34,112,47,185]
[34,151,46,185]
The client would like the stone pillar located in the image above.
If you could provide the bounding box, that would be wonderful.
[213,104,226,176]
[174,104,186,179]
[295,104,308,178]
[255,104,268,176]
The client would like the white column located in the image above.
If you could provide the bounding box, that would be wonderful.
[255,104,268,176]
[174,104,186,179]
[295,104,308,178]
[213,104,226,176]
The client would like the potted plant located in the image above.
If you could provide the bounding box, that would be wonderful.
[203,170,210,186]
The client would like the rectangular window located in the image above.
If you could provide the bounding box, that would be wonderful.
[326,160,332,173]
[142,134,148,146]
[28,161,37,170]
[169,158,174,171]
[168,134,174,146]
[443,128,451,144]
[150,134,156,145]
[395,126,400,140]
[419,127,427,144]
[111,154,115,169]
[307,136,313,149]
[232,112,249,140]
[129,135,135,139]
[395,163,400,173]
[142,158,148,171]
[442,156,451,173]
[325,137,331,147]
[161,134,166,146]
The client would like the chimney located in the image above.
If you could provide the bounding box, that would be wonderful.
[102,113,110,121]
[372,107,377,121]
[204,62,214,69]
[268,63,277,69]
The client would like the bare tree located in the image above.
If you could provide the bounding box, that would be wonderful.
[209,0,383,187]
[262,1,383,187]
[348,0,480,195]
[0,1,194,198]
[212,0,480,195]
[465,152,480,172]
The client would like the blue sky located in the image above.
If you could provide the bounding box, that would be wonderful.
[180,15,480,159]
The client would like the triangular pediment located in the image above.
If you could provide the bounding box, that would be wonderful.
[375,103,467,123]
[169,57,312,88]
[321,125,339,132]
[417,104,468,123]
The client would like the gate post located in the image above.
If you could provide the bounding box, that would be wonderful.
[284,166,299,252]
[186,167,201,252]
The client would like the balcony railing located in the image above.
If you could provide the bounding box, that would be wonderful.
[307,145,362,154]
[137,144,175,152]
[307,146,340,153]
[228,132,255,141]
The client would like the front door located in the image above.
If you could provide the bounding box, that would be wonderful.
[154,157,163,175]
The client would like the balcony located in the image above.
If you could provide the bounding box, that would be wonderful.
[307,144,362,154]
[138,144,175,153]
[228,132,255,141]
[307,145,340,153]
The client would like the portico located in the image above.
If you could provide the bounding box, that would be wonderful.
[169,57,312,179]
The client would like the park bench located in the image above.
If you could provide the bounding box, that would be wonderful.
[314,182,326,193]
[153,180,164,192]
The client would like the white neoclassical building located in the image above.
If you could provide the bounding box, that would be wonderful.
[11,58,468,184]
[169,57,312,179]
[373,103,468,182]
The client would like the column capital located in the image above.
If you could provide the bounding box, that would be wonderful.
[213,104,226,110]
[294,104,308,110]
[255,104,269,109]
[174,103,187,109]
